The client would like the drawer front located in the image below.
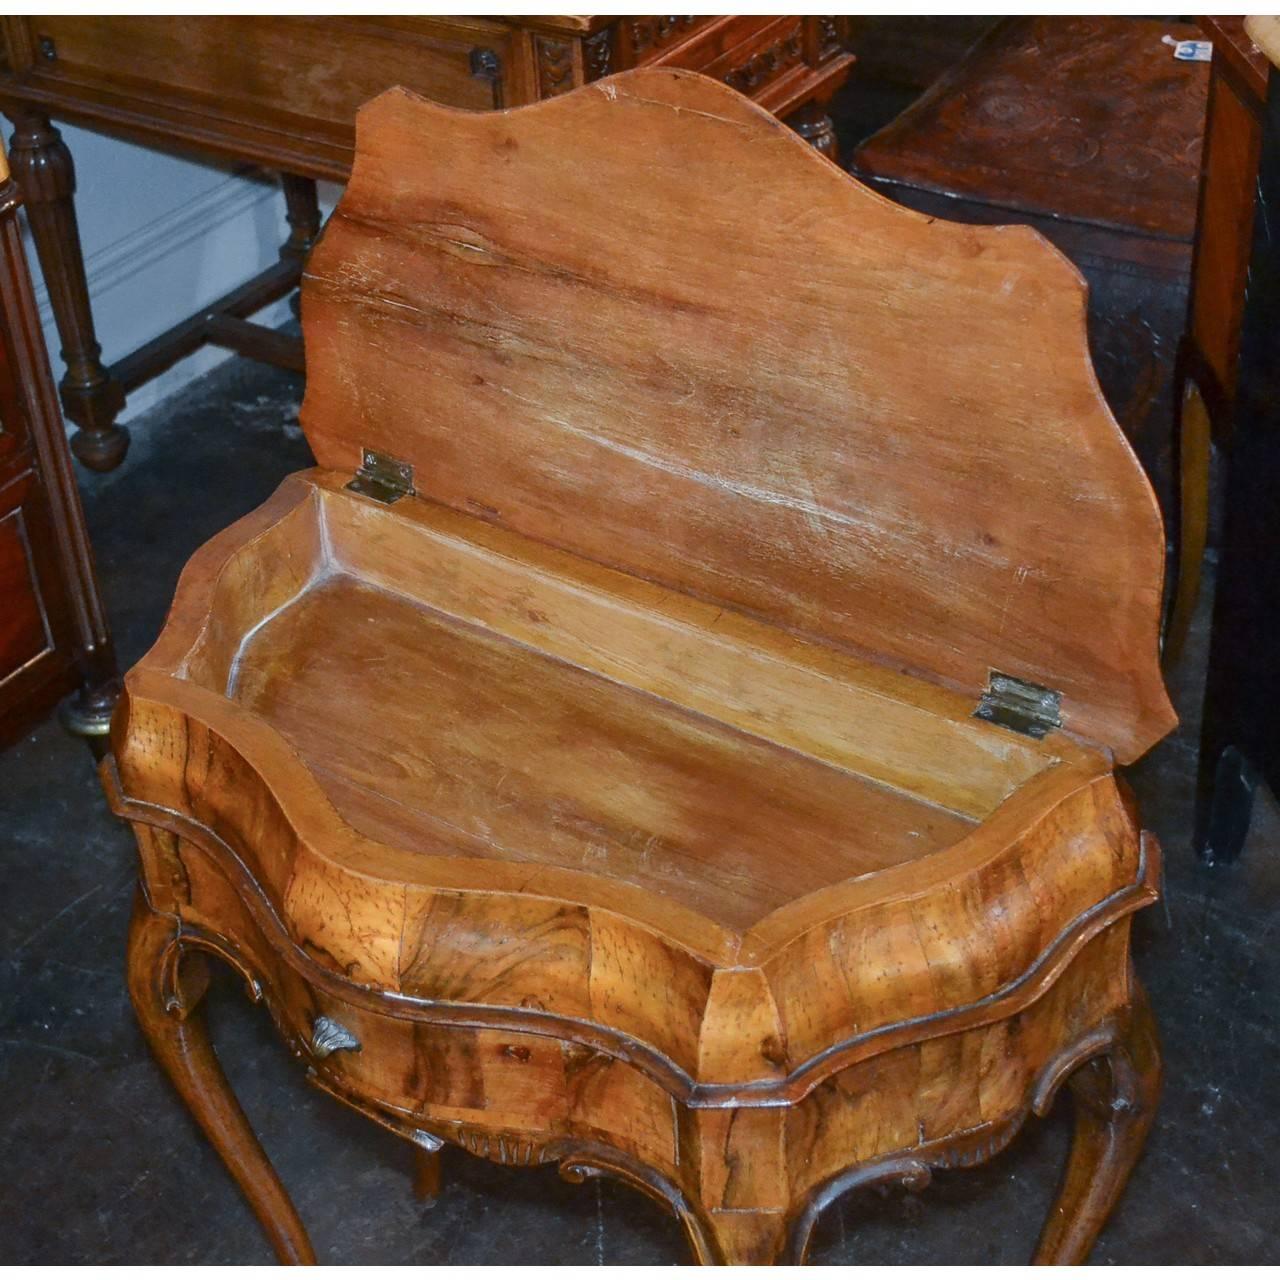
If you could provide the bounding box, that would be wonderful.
[710,18,808,99]
[304,992,681,1175]
[21,17,512,127]
[654,16,781,75]
[613,16,712,70]
[0,503,51,680]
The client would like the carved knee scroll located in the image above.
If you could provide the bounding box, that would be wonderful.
[1034,986,1161,1264]
[780,996,1160,1267]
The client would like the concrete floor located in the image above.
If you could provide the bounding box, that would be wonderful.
[2,351,1279,1263]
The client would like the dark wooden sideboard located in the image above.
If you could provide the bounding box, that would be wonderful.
[0,15,853,473]
[1164,16,1271,658]
[1192,18,1280,862]
[0,141,115,750]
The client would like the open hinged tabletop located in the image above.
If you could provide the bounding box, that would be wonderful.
[108,68,1173,1264]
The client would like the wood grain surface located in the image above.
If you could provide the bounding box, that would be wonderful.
[301,70,1174,762]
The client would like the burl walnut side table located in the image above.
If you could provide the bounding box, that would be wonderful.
[106,69,1174,1265]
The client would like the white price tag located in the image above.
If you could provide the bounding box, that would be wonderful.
[1162,36,1213,63]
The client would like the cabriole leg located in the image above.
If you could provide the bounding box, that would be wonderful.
[694,1209,786,1265]
[126,890,316,1264]
[1034,987,1161,1264]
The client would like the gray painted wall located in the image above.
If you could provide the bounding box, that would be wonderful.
[19,122,340,431]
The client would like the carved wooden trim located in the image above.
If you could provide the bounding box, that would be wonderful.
[311,1060,723,1259]
[107,760,1160,1110]
[137,903,1147,1268]
[780,1014,1138,1264]
[629,16,698,58]
[818,16,843,60]
[583,29,612,82]
[534,36,576,99]
[724,30,804,95]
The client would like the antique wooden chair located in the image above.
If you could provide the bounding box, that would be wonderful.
[106,68,1174,1264]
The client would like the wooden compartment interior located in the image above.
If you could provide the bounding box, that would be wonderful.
[175,476,1090,933]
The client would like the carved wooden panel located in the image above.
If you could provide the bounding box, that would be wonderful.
[618,16,704,67]
[0,504,51,672]
[534,35,577,98]
[721,22,804,96]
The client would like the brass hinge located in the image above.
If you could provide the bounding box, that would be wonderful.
[345,448,414,504]
[973,671,1063,739]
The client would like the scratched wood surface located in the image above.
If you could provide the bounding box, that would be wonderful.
[232,574,975,934]
[301,70,1175,762]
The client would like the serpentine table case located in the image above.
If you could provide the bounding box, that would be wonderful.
[106,69,1175,1264]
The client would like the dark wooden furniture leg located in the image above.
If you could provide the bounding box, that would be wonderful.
[280,173,321,262]
[126,889,316,1265]
[411,1147,442,1203]
[1163,359,1213,662]
[281,173,319,323]
[788,100,838,162]
[5,109,128,472]
[1034,986,1161,1265]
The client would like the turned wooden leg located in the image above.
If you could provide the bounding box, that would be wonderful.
[5,110,128,471]
[411,1145,442,1202]
[280,174,319,323]
[1164,373,1212,664]
[788,101,839,164]
[280,174,320,263]
[1034,988,1161,1264]
[127,890,316,1264]
[59,675,122,758]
